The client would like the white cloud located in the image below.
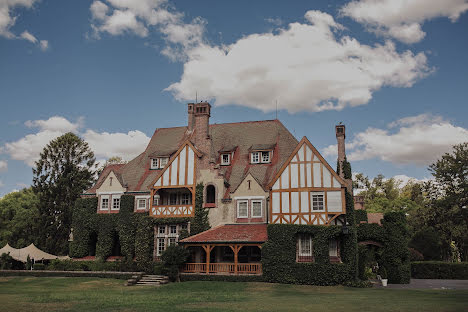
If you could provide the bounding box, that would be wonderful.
[83,129,150,160]
[166,10,430,113]
[0,181,4,188]
[340,0,468,43]
[2,116,150,167]
[392,174,431,187]
[0,0,49,50]
[89,0,206,60]
[323,114,468,166]
[265,17,283,26]
[0,160,7,172]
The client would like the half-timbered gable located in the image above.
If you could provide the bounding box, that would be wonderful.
[149,140,201,218]
[268,137,346,225]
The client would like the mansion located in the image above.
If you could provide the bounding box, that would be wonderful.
[82,102,352,275]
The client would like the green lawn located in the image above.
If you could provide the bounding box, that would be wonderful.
[0,277,467,312]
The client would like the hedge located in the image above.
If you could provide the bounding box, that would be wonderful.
[180,274,264,282]
[411,261,468,279]
[0,269,142,280]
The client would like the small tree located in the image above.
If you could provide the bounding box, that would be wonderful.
[26,255,32,270]
[160,245,189,282]
[190,183,210,235]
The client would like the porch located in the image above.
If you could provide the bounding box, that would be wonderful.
[179,224,267,276]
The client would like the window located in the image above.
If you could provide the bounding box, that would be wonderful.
[151,157,169,169]
[251,152,260,164]
[100,197,109,210]
[112,197,120,210]
[160,157,168,168]
[157,238,165,256]
[261,151,270,163]
[181,223,188,231]
[206,185,215,204]
[158,226,166,235]
[169,238,177,246]
[170,225,177,235]
[237,200,248,218]
[221,153,231,165]
[251,200,262,217]
[297,234,313,262]
[329,239,338,257]
[311,193,324,211]
[137,199,146,210]
[170,193,178,205]
[181,193,191,205]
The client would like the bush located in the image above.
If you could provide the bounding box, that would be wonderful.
[378,266,388,279]
[409,248,424,261]
[0,253,14,270]
[161,245,189,282]
[411,261,468,279]
[409,228,442,261]
[33,263,46,270]
[355,210,368,223]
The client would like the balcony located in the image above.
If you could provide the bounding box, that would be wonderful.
[182,262,262,275]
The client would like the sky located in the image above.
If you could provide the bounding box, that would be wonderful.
[0,0,467,197]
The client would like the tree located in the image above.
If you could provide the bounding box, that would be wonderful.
[190,183,210,235]
[96,156,127,176]
[0,188,40,248]
[416,143,468,261]
[33,132,96,255]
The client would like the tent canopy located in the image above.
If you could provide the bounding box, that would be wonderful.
[0,243,69,262]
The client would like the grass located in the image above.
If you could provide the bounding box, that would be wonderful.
[0,277,467,312]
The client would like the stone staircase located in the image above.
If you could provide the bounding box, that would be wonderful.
[127,274,169,286]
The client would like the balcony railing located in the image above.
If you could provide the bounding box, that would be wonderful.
[182,262,262,275]
[150,205,194,218]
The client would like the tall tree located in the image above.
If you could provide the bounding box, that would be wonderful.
[33,133,96,255]
[0,188,40,248]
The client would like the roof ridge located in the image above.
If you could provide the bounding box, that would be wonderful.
[209,119,280,127]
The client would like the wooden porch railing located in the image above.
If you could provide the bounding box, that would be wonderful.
[182,263,262,275]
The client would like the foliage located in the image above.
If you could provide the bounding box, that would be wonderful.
[33,132,96,255]
[355,210,368,223]
[409,248,424,261]
[0,188,40,248]
[0,253,14,270]
[190,183,210,235]
[378,266,387,279]
[262,224,354,285]
[96,156,127,176]
[411,261,468,280]
[33,263,46,270]
[414,143,468,261]
[161,245,189,282]
[342,156,352,180]
[409,227,442,260]
[381,212,410,284]
[46,259,122,271]
[0,271,138,279]
[26,255,32,270]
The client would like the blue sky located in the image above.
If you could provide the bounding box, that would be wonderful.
[1,0,467,196]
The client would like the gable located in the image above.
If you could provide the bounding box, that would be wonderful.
[269,137,345,190]
[151,140,200,188]
[232,173,268,198]
[96,171,125,193]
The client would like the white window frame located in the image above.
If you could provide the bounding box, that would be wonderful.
[111,195,121,211]
[251,152,260,164]
[261,151,270,163]
[137,199,146,210]
[311,192,325,211]
[329,239,338,257]
[168,237,177,246]
[159,157,169,168]
[151,158,159,169]
[100,195,110,210]
[298,235,313,257]
[251,200,263,218]
[157,238,165,256]
[221,153,231,165]
[153,194,160,206]
[237,200,249,218]
[158,225,166,235]
[151,157,169,169]
[169,225,177,235]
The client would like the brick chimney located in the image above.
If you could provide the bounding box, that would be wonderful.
[336,124,352,192]
[188,102,212,167]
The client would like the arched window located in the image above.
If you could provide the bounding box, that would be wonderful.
[206,185,216,204]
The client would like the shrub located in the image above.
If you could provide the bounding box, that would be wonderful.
[161,245,189,282]
[409,248,424,261]
[355,210,368,223]
[409,228,442,261]
[378,266,388,279]
[0,253,14,270]
[33,263,46,270]
[411,261,468,279]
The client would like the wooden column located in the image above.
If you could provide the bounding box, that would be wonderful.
[230,245,242,275]
[202,244,214,274]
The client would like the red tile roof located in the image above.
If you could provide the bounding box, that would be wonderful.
[180,224,268,243]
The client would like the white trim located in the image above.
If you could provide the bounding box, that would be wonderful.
[298,234,313,257]
[136,198,147,210]
[97,191,124,195]
[100,195,110,210]
[251,152,260,164]
[251,200,263,218]
[233,196,265,200]
[111,195,121,211]
[221,153,231,165]
[311,192,325,212]
[237,200,249,218]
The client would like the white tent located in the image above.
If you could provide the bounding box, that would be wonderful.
[0,243,69,262]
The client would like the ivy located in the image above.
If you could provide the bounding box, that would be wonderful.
[342,156,352,180]
[190,183,210,235]
[355,210,368,223]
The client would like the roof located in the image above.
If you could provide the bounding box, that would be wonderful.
[249,143,276,151]
[367,213,384,225]
[180,224,268,243]
[87,119,298,194]
[0,243,69,262]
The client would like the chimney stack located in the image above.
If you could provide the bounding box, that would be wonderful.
[336,124,352,192]
[187,102,212,163]
[187,103,195,131]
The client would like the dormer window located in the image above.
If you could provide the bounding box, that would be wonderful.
[251,151,271,164]
[221,153,231,165]
[151,157,169,169]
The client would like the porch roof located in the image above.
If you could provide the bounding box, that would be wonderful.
[180,224,268,244]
